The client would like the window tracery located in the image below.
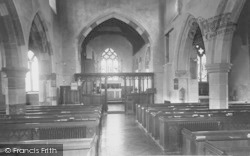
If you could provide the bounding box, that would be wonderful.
[101,48,119,73]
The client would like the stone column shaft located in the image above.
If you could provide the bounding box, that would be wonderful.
[2,67,28,114]
[206,63,231,109]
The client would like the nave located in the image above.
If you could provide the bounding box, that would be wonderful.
[1,0,250,156]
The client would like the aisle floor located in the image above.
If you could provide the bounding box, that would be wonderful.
[99,114,168,156]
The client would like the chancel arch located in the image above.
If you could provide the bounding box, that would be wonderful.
[77,12,151,73]
[75,12,154,110]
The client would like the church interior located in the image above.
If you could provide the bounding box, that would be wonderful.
[0,0,250,155]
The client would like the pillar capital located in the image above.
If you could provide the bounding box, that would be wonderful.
[2,67,29,78]
[2,67,28,90]
[206,63,232,73]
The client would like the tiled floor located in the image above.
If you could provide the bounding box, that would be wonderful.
[99,114,167,156]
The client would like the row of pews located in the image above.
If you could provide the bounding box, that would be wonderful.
[136,101,250,155]
[0,104,103,156]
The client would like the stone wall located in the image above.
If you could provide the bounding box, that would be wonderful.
[133,44,150,72]
[87,35,133,73]
[229,1,250,102]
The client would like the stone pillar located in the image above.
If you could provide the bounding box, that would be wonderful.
[39,75,49,105]
[50,73,57,105]
[206,63,231,109]
[2,67,28,115]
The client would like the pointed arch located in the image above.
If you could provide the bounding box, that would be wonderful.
[0,0,25,68]
[29,11,53,55]
[27,12,54,105]
[0,0,26,110]
[175,14,205,75]
[207,0,246,64]
[77,11,151,56]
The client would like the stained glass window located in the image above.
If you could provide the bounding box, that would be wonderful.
[195,45,207,82]
[26,50,39,92]
[101,48,119,73]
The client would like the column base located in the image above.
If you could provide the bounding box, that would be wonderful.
[209,99,228,109]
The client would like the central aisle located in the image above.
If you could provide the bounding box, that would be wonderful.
[99,114,167,156]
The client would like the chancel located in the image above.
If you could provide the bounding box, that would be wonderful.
[0,0,250,156]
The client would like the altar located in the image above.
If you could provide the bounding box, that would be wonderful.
[100,82,122,101]
[106,89,122,101]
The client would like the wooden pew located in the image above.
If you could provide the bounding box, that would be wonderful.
[137,103,208,126]
[136,103,165,124]
[204,141,250,156]
[0,104,102,115]
[0,113,100,124]
[203,142,227,155]
[136,103,208,133]
[143,104,228,133]
[158,112,250,153]
[145,107,210,133]
[0,104,102,129]
[0,119,100,141]
[0,104,103,156]
[136,102,250,125]
[149,108,250,140]
[0,111,101,121]
[136,102,250,154]
[137,103,250,137]
[182,128,250,156]
[0,120,99,156]
[0,105,102,117]
[150,110,219,140]
[0,138,98,156]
